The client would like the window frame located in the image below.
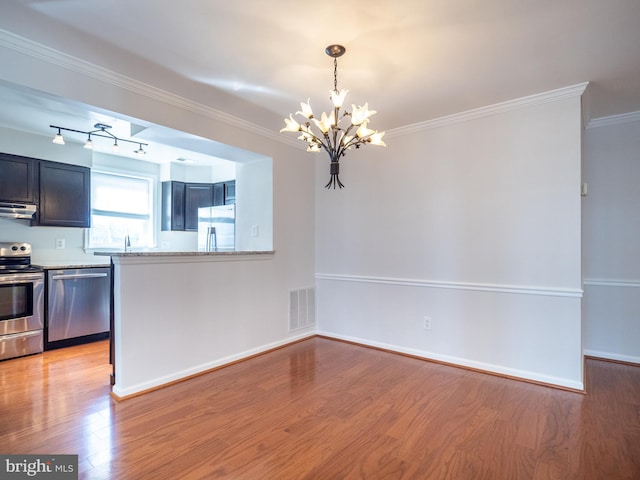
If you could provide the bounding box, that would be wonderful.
[85,168,157,251]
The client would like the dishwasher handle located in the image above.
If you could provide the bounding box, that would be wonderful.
[51,273,109,280]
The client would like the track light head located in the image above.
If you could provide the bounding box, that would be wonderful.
[134,144,146,156]
[52,128,65,145]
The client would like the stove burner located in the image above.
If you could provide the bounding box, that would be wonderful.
[0,265,44,274]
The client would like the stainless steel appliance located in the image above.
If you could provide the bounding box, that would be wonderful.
[0,202,37,219]
[198,204,235,251]
[47,268,111,347]
[0,242,44,361]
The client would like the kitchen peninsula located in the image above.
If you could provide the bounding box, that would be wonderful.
[98,250,312,400]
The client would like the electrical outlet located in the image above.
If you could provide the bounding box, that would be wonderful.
[55,238,65,249]
[423,316,432,331]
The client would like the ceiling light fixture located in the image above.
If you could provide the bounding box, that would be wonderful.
[281,44,386,189]
[52,127,65,145]
[134,143,146,156]
[50,123,148,155]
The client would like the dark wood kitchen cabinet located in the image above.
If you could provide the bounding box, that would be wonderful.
[162,180,235,231]
[161,181,185,231]
[223,180,235,205]
[35,161,91,227]
[184,183,214,231]
[0,152,37,204]
[162,181,214,231]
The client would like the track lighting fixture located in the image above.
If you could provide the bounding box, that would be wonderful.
[134,144,146,156]
[50,123,148,155]
[53,127,65,145]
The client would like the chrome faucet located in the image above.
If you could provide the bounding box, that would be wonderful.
[124,235,131,252]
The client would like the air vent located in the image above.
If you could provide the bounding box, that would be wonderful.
[289,287,316,331]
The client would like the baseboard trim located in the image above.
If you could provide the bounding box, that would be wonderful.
[316,332,585,394]
[584,350,640,366]
[583,279,640,288]
[110,332,316,401]
[110,329,589,401]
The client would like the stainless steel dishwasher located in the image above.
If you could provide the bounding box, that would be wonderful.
[47,267,111,347]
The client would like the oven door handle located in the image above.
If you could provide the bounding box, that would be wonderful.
[51,273,109,280]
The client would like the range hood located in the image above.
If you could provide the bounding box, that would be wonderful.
[0,202,37,219]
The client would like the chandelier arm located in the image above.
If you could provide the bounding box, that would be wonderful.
[339,126,363,152]
[308,129,332,155]
[335,124,355,159]
[301,124,330,151]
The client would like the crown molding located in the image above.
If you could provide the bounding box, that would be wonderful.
[1,29,598,146]
[586,111,640,129]
[0,29,301,148]
[386,82,589,138]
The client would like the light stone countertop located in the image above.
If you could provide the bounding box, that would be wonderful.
[94,250,274,258]
[34,262,111,269]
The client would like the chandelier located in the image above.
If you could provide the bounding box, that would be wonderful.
[50,123,148,156]
[281,44,386,189]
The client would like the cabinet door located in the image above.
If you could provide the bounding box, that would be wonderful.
[161,181,185,231]
[224,181,236,205]
[184,183,214,231]
[37,161,90,227]
[0,153,36,203]
[213,183,224,206]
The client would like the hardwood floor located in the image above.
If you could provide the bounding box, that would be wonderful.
[1,337,639,479]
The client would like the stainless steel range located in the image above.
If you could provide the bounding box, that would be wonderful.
[0,242,44,361]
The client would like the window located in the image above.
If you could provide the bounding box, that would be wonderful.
[88,171,154,249]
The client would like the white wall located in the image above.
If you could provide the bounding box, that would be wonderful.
[582,115,640,363]
[0,32,316,397]
[315,91,585,389]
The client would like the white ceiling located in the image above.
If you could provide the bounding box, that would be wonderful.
[1,0,639,159]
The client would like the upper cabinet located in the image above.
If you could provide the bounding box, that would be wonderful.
[161,181,185,231]
[0,153,90,228]
[224,181,235,205]
[0,153,37,204]
[184,183,214,231]
[35,161,91,228]
[162,180,235,231]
